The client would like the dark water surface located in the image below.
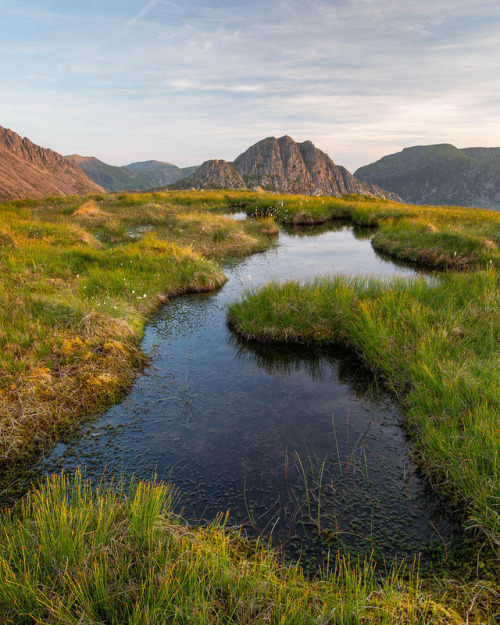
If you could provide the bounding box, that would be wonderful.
[45,220,459,567]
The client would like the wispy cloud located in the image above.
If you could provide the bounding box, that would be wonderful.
[1,0,499,170]
[125,0,164,32]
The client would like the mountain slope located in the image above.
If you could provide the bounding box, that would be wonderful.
[461,147,500,168]
[0,126,105,201]
[66,155,151,191]
[179,159,246,190]
[66,156,199,191]
[355,144,500,209]
[174,136,402,200]
[125,160,199,187]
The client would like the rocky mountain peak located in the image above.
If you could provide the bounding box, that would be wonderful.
[173,136,401,200]
[187,159,246,189]
[230,136,402,199]
[2,126,71,170]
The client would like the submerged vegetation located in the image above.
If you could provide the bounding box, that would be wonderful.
[228,273,500,547]
[0,472,479,624]
[228,194,500,612]
[1,190,500,622]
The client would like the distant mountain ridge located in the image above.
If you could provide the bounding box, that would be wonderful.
[66,155,151,191]
[173,135,402,201]
[0,126,104,201]
[355,144,500,210]
[66,155,199,191]
[125,160,199,187]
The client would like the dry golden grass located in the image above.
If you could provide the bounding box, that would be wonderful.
[0,192,277,473]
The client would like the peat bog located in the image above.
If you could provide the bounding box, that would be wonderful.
[42,221,460,568]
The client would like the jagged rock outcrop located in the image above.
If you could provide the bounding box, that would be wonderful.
[0,126,104,201]
[173,136,402,200]
[355,144,500,210]
[179,159,246,190]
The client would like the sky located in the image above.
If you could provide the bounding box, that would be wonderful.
[1,0,499,171]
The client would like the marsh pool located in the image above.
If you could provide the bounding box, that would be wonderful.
[45,218,460,568]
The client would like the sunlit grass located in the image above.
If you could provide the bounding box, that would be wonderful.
[0,192,277,469]
[0,471,474,624]
[2,190,500,622]
[228,271,500,555]
[245,193,500,270]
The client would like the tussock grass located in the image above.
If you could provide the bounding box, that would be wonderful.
[228,271,500,553]
[246,193,500,270]
[0,471,474,624]
[2,191,500,621]
[0,193,277,470]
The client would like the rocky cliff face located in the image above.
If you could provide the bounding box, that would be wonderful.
[174,136,401,200]
[0,126,104,201]
[355,144,500,210]
[178,159,246,190]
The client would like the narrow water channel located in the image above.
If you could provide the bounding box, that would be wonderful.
[44,219,460,568]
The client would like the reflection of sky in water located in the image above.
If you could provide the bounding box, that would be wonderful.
[45,223,460,566]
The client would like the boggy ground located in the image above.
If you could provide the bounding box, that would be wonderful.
[1,472,472,625]
[0,191,277,475]
[229,193,500,621]
[1,190,499,623]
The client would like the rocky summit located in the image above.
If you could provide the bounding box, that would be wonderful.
[355,144,500,210]
[182,159,246,190]
[0,126,104,201]
[174,136,402,200]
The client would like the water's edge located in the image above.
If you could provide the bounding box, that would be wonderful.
[42,221,462,568]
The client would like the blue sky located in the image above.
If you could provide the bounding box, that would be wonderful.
[1,0,499,170]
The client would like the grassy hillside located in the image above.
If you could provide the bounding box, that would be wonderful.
[66,155,153,191]
[354,144,500,209]
[66,156,200,191]
[125,160,199,186]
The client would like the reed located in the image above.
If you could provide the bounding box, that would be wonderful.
[0,471,471,624]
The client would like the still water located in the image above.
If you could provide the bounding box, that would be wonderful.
[45,219,459,567]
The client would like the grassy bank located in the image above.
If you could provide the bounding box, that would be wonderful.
[2,190,500,622]
[229,195,500,556]
[0,192,277,471]
[245,194,500,270]
[228,271,500,552]
[1,472,481,624]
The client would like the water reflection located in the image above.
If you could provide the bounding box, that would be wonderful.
[230,336,384,404]
[41,222,461,568]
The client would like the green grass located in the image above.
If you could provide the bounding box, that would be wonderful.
[0,192,278,470]
[245,193,500,270]
[228,271,500,553]
[228,192,500,559]
[2,190,500,622]
[1,471,479,624]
